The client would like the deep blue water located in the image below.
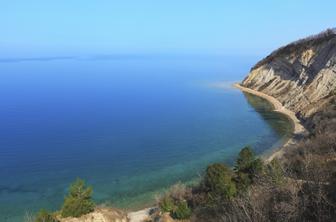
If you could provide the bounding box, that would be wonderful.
[0,55,292,221]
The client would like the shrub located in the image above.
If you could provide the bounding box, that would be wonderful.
[267,158,284,185]
[204,163,237,200]
[61,178,95,218]
[251,158,264,176]
[168,182,187,201]
[159,195,175,213]
[234,171,251,192]
[35,209,59,222]
[235,146,255,172]
[172,201,192,220]
[158,182,192,219]
[235,146,264,181]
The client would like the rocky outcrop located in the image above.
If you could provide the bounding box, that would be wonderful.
[58,207,129,222]
[242,28,336,120]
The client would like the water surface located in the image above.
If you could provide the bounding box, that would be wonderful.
[0,55,292,221]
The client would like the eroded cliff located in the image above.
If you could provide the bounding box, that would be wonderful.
[242,28,336,120]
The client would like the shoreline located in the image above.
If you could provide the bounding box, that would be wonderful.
[127,83,308,220]
[233,83,306,161]
[128,208,153,222]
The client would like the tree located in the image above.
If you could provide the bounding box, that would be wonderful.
[234,171,251,192]
[266,158,284,185]
[235,146,255,172]
[159,195,175,213]
[172,201,192,220]
[61,178,95,218]
[235,146,264,180]
[204,163,237,200]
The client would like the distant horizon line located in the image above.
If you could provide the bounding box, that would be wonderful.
[0,53,262,63]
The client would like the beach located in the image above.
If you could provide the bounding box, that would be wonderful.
[233,83,307,161]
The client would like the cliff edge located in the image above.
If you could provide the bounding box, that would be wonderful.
[242,28,336,121]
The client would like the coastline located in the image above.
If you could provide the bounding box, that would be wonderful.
[233,83,306,161]
[128,83,307,220]
[82,83,308,221]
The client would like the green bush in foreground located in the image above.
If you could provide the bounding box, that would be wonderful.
[204,163,237,200]
[159,196,175,213]
[158,183,192,220]
[267,158,284,185]
[172,201,192,220]
[61,178,95,218]
[235,146,264,181]
[35,209,59,222]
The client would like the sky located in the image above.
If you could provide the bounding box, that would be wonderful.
[1,0,335,57]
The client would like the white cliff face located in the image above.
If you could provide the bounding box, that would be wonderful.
[242,29,336,119]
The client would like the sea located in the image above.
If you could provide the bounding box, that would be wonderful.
[0,54,292,221]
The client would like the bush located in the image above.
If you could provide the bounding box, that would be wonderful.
[159,195,175,213]
[267,158,284,185]
[204,163,237,200]
[235,146,264,181]
[172,201,192,220]
[168,182,188,201]
[157,182,192,219]
[61,178,95,218]
[35,209,59,222]
[234,171,251,192]
[235,146,255,172]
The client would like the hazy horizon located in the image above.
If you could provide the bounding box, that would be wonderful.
[1,0,335,57]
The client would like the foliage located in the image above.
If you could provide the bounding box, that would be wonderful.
[35,209,59,222]
[204,163,237,200]
[159,195,175,213]
[234,171,251,192]
[235,146,255,171]
[168,182,188,201]
[172,201,192,220]
[157,182,192,219]
[266,158,284,185]
[61,178,95,218]
[235,146,264,182]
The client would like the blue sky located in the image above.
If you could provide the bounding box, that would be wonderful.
[1,0,335,56]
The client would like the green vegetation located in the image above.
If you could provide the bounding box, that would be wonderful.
[235,146,263,178]
[158,183,192,220]
[32,178,95,220]
[172,201,192,220]
[159,196,175,213]
[35,209,59,222]
[61,178,95,218]
[156,146,269,221]
[266,158,284,185]
[204,163,237,200]
[233,146,264,192]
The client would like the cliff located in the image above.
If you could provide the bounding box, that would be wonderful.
[242,28,336,121]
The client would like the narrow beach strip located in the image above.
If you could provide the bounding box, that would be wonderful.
[233,83,305,134]
[233,83,306,161]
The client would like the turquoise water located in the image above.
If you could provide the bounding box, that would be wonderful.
[0,55,292,221]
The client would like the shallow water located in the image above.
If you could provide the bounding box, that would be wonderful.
[0,55,292,221]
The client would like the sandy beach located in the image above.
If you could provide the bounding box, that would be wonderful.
[124,83,308,221]
[128,208,152,222]
[233,83,306,161]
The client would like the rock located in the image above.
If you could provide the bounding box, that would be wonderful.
[127,208,152,222]
[159,213,175,222]
[242,28,336,120]
[59,207,129,222]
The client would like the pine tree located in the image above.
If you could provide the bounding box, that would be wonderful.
[61,178,95,218]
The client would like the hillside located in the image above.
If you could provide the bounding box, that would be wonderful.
[242,28,336,122]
